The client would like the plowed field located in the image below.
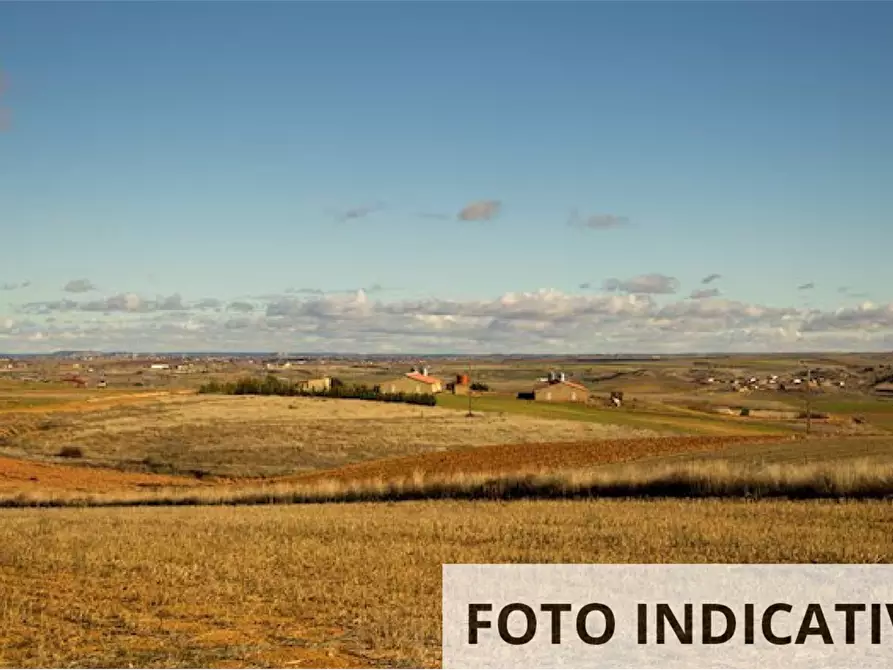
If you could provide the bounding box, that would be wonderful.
[0,436,784,496]
[0,456,206,494]
[281,435,788,486]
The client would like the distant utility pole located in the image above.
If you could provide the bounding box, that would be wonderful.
[467,365,473,417]
[804,361,812,435]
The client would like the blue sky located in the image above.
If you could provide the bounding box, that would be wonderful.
[1,1,892,353]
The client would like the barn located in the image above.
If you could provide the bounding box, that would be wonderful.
[874,383,893,398]
[531,379,589,403]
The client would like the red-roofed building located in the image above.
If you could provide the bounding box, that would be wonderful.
[380,369,444,394]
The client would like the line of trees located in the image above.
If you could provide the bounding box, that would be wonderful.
[198,375,437,406]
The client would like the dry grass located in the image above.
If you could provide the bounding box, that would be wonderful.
[1,395,654,477]
[280,435,782,485]
[1,499,891,668]
[0,435,767,496]
[4,453,893,508]
[622,435,893,468]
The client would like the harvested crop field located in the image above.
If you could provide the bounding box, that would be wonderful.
[1,500,891,668]
[0,456,208,495]
[612,435,893,469]
[0,435,783,498]
[0,394,655,477]
[284,435,786,486]
[0,390,189,415]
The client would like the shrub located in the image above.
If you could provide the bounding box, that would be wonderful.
[58,446,83,459]
[142,456,170,473]
[470,382,490,391]
[739,407,751,417]
[199,375,436,406]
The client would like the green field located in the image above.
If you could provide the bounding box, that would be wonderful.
[436,393,790,436]
[811,397,893,414]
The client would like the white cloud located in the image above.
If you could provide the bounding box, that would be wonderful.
[5,285,893,354]
[603,274,679,295]
[63,279,97,293]
[23,293,188,314]
[801,302,893,332]
[458,200,501,221]
[690,288,721,300]
[227,301,256,313]
[568,210,629,230]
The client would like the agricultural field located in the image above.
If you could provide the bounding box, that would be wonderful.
[1,356,893,668]
[624,435,893,468]
[0,393,655,478]
[1,500,892,668]
[435,393,791,435]
[282,435,783,486]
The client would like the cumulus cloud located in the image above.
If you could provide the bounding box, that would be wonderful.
[364,283,399,295]
[63,279,96,293]
[19,299,80,314]
[335,202,385,222]
[603,274,680,295]
[283,285,392,298]
[578,282,592,290]
[567,210,630,230]
[7,284,893,354]
[801,302,893,332]
[798,282,815,291]
[227,301,256,313]
[194,298,223,310]
[1,281,28,291]
[690,288,721,300]
[82,293,145,312]
[23,293,188,314]
[286,287,326,295]
[224,316,253,330]
[701,274,722,285]
[458,200,501,221]
[157,294,187,311]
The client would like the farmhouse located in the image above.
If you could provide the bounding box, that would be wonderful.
[874,383,893,398]
[450,373,471,395]
[531,379,590,403]
[380,369,443,394]
[296,376,332,393]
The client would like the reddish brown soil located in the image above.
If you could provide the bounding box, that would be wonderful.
[0,435,787,496]
[279,435,788,486]
[0,456,203,493]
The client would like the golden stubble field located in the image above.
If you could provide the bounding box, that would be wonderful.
[1,499,892,668]
[1,388,891,668]
[0,394,655,477]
